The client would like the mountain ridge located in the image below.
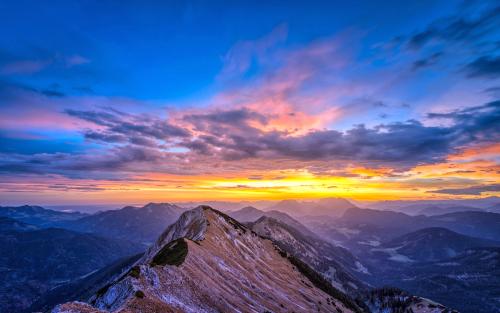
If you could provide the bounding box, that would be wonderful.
[55,206,363,313]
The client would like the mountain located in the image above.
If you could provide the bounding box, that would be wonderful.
[401,204,483,216]
[0,227,144,313]
[266,198,358,217]
[229,206,316,237]
[368,197,500,213]
[428,211,500,240]
[340,207,424,228]
[360,287,458,313]
[371,247,500,313]
[311,208,500,251]
[372,227,500,263]
[66,203,185,245]
[29,253,144,313]
[0,205,87,227]
[55,206,364,313]
[227,205,265,221]
[0,216,38,232]
[249,216,370,296]
[306,208,428,254]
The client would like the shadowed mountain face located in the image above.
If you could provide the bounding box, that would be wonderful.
[55,206,364,313]
[0,225,144,313]
[370,247,500,313]
[374,227,500,263]
[229,206,317,237]
[65,203,186,245]
[249,216,370,296]
[28,253,144,313]
[0,216,38,232]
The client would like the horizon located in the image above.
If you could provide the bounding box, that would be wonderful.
[2,195,499,211]
[1,1,499,204]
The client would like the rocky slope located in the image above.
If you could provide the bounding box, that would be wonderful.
[229,206,317,237]
[54,206,362,313]
[249,216,370,296]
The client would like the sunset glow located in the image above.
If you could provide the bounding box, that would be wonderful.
[0,1,499,205]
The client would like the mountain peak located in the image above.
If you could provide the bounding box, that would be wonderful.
[55,205,361,313]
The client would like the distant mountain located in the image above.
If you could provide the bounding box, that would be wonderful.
[0,216,38,232]
[340,207,423,227]
[66,203,185,245]
[428,211,500,240]
[29,253,143,313]
[55,206,364,313]
[249,216,370,296]
[0,205,87,227]
[307,208,427,252]
[368,197,500,214]
[229,206,316,237]
[333,207,500,241]
[400,204,483,216]
[371,247,500,313]
[266,197,358,217]
[0,227,144,313]
[373,227,500,263]
[419,205,483,216]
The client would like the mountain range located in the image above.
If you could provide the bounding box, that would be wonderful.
[63,203,185,245]
[3,200,498,312]
[0,219,144,313]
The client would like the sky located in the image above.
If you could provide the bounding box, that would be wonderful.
[0,0,499,205]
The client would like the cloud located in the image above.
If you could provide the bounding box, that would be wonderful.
[65,108,191,147]
[174,100,499,168]
[427,183,500,195]
[1,99,496,181]
[65,55,90,67]
[407,5,500,49]
[219,23,288,79]
[412,52,443,71]
[426,100,500,143]
[40,89,65,97]
[465,56,500,79]
[1,59,51,75]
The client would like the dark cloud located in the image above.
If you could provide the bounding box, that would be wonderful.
[1,100,498,179]
[427,100,500,143]
[407,6,500,49]
[40,89,65,97]
[180,100,500,168]
[465,56,500,78]
[183,108,268,136]
[66,108,191,147]
[412,52,443,71]
[0,145,170,178]
[484,86,500,97]
[427,183,500,195]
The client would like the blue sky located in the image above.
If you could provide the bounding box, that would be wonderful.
[0,0,499,204]
[0,0,464,100]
